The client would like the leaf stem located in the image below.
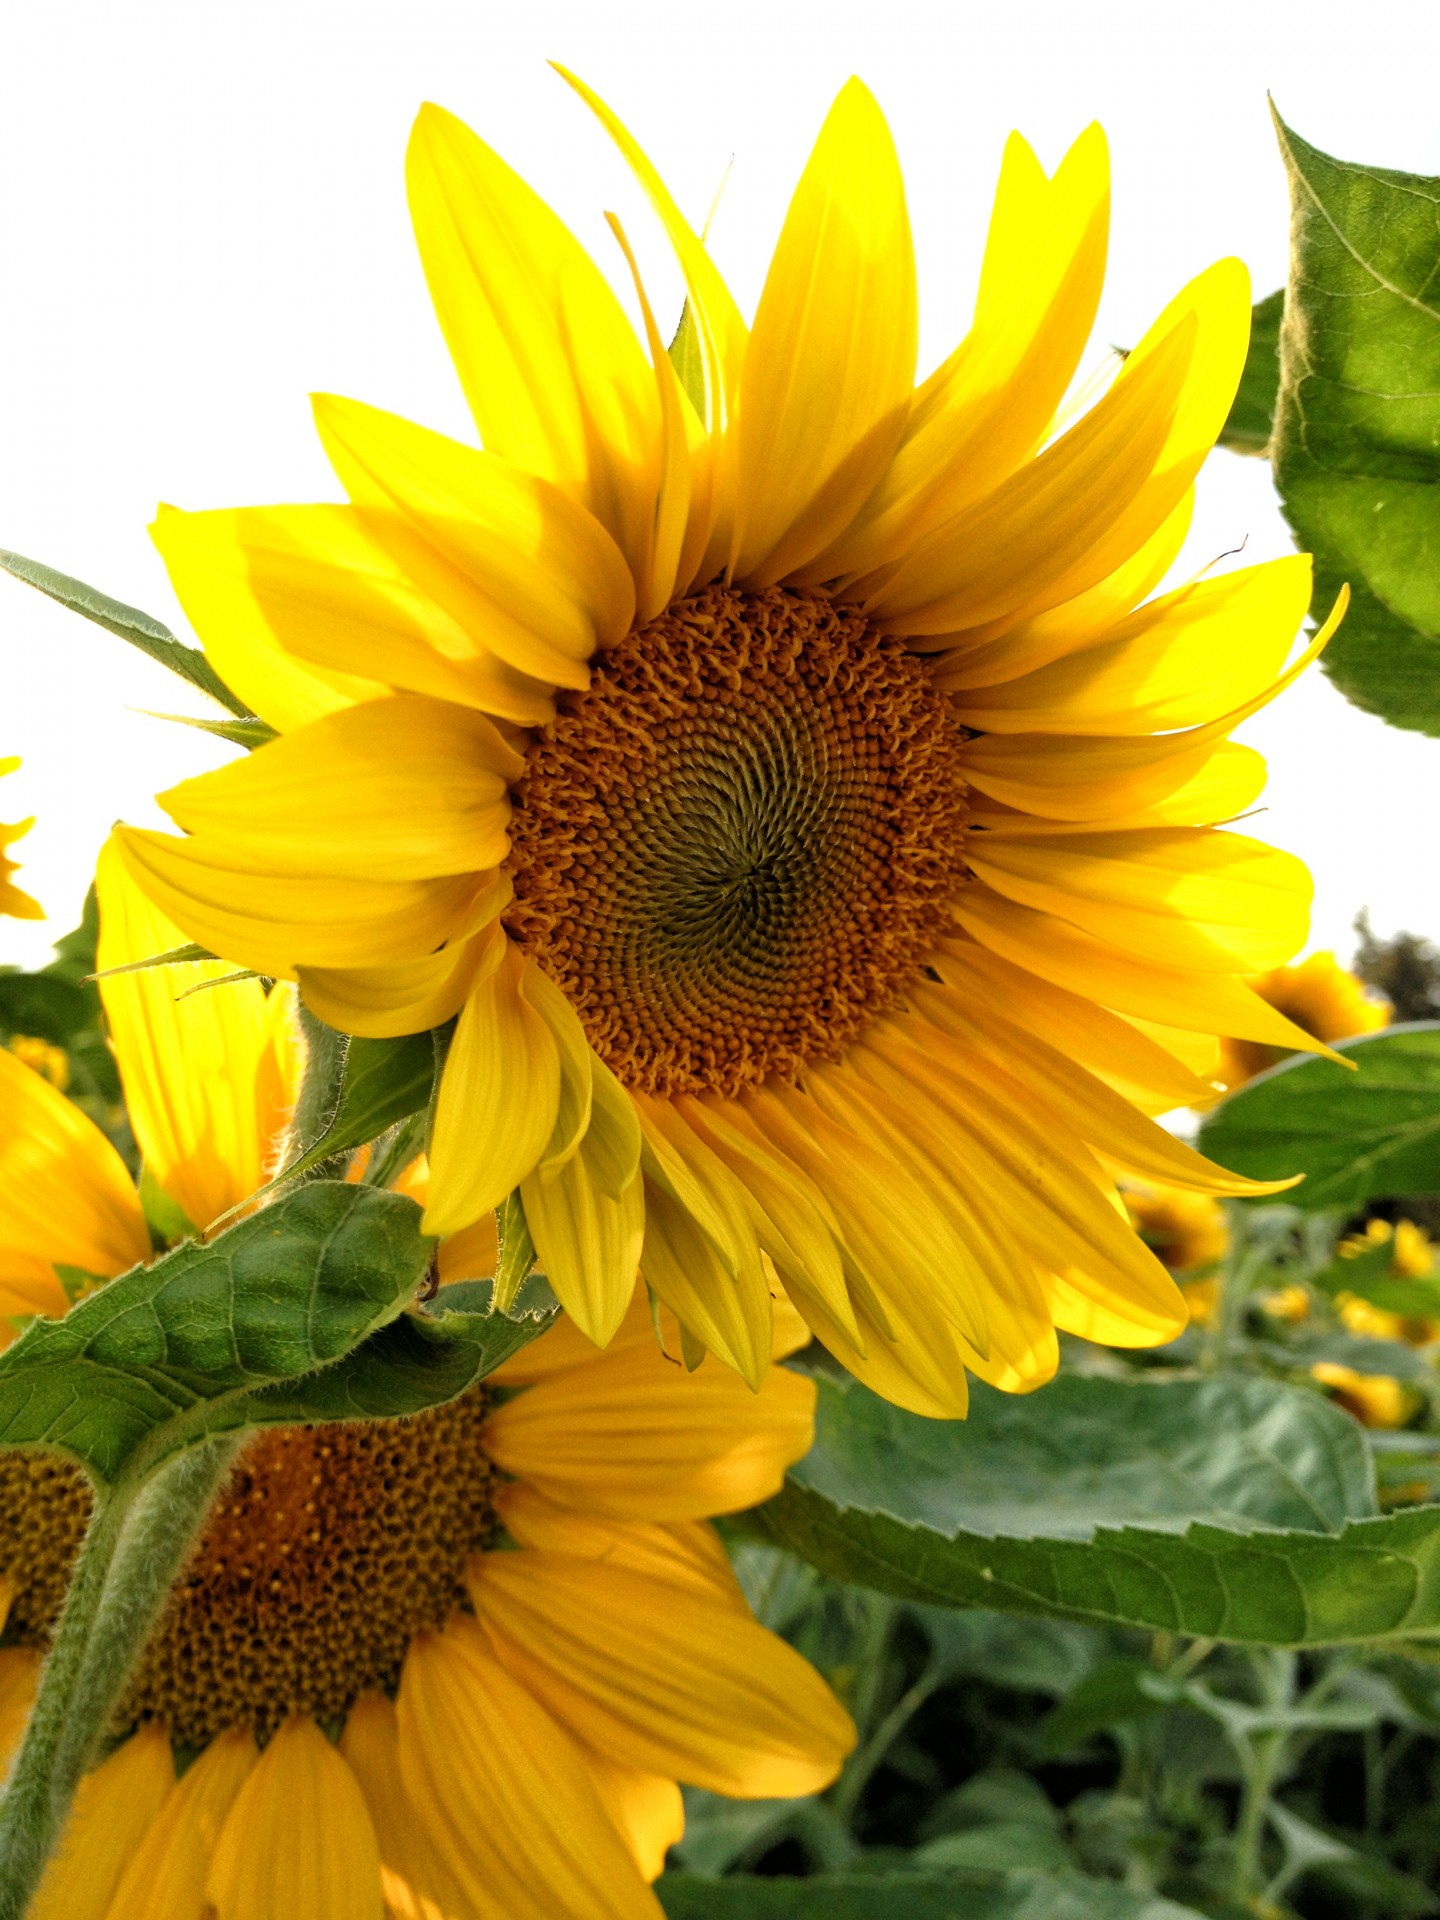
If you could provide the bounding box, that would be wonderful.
[0,1438,237,1919]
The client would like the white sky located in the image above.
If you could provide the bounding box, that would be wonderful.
[3,0,1438,970]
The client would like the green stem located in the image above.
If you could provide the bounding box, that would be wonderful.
[1231,1726,1286,1904]
[1201,1205,1283,1375]
[0,1439,236,1920]
[284,1004,351,1180]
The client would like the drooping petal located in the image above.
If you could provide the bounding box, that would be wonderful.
[102,1728,258,1920]
[423,936,561,1236]
[0,1045,148,1310]
[314,393,634,681]
[731,78,917,585]
[405,103,661,579]
[151,504,388,733]
[30,1725,175,1920]
[588,1757,686,1884]
[481,1336,815,1520]
[96,838,294,1231]
[469,1552,855,1797]
[206,1715,382,1920]
[396,1617,663,1920]
[114,827,482,979]
[158,695,519,883]
[153,503,557,728]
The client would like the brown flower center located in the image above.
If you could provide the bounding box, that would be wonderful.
[504,586,971,1097]
[0,1389,496,1746]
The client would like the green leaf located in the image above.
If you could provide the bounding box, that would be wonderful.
[0,1195,556,1490]
[1310,1235,1440,1318]
[1218,288,1283,455]
[278,1028,442,1185]
[1040,1659,1166,1756]
[141,710,277,751]
[656,1870,1207,1919]
[0,1183,432,1487]
[0,549,252,720]
[668,304,707,418]
[1197,1025,1440,1209]
[747,1372,1440,1648]
[1269,114,1440,735]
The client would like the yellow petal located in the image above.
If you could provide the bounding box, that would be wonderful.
[405,103,661,578]
[589,1758,685,1883]
[866,315,1193,635]
[0,1044,148,1303]
[953,882,1336,1051]
[470,1552,855,1796]
[967,826,1312,973]
[155,502,557,728]
[297,874,511,1040]
[396,1617,663,1920]
[103,1727,258,1920]
[339,1692,476,1920]
[96,839,292,1231]
[30,1725,175,1920]
[950,555,1314,735]
[423,937,560,1236]
[0,1647,41,1774]
[314,393,634,681]
[151,504,387,733]
[114,826,481,978]
[521,1149,645,1350]
[482,1337,815,1520]
[732,78,917,585]
[494,1490,748,1611]
[160,694,518,882]
[207,1715,381,1920]
[807,123,1110,583]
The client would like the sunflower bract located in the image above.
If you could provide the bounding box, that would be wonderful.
[115,71,1338,1416]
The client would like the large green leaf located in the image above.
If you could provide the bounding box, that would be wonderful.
[656,1870,1206,1919]
[1269,115,1440,735]
[1197,1025,1440,1209]
[1218,288,1283,455]
[0,1185,552,1488]
[751,1371,1440,1648]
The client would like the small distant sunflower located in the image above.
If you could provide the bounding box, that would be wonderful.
[0,852,851,1918]
[1220,951,1388,1089]
[1335,1218,1440,1347]
[1120,1181,1227,1329]
[117,72,1334,1415]
[0,758,42,922]
[1310,1361,1416,1432]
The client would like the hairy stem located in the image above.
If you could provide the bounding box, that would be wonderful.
[283,1003,351,1180]
[0,1439,236,1919]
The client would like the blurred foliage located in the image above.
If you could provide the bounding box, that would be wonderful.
[1354,916,1440,1026]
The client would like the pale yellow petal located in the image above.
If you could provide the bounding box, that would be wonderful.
[103,1727,258,1920]
[30,1725,175,1920]
[96,838,286,1230]
[0,1044,148,1303]
[207,1715,382,1920]
[339,1692,478,1920]
[396,1617,663,1920]
[422,937,560,1236]
[482,1336,815,1520]
[470,1552,855,1797]
[732,78,917,585]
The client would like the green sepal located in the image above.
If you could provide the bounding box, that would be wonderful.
[668,303,706,418]
[0,548,253,720]
[140,710,278,751]
[276,1026,444,1188]
[1197,1025,1440,1211]
[136,1164,197,1248]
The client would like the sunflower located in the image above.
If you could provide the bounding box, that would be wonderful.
[0,758,42,922]
[1335,1218,1440,1347]
[114,72,1335,1418]
[1219,951,1389,1089]
[1120,1181,1228,1330]
[1310,1361,1416,1432]
[0,852,851,1918]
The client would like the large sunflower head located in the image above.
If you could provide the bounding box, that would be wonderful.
[116,72,1338,1416]
[0,758,42,923]
[0,855,851,1919]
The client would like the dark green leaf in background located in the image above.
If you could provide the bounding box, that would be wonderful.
[1270,113,1440,735]
[1218,287,1283,455]
[656,1869,1207,1919]
[1197,1025,1440,1210]
[0,549,252,720]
